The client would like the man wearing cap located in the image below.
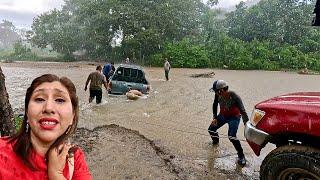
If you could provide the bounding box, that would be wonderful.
[208,79,249,166]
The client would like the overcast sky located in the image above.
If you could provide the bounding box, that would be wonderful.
[0,0,246,29]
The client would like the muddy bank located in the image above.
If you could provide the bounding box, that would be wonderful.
[72,125,251,180]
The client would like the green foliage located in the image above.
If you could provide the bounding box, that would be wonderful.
[225,0,316,45]
[61,54,76,61]
[0,41,65,62]
[149,54,164,67]
[13,114,23,132]
[31,9,82,59]
[0,49,13,59]
[206,0,219,7]
[6,41,39,61]
[203,25,319,71]
[151,39,209,68]
[199,0,320,72]
[30,0,206,61]
[17,0,319,72]
[13,41,31,55]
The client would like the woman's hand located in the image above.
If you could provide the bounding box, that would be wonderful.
[48,143,73,180]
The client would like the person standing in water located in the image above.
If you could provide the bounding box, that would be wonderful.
[84,65,108,104]
[208,79,249,166]
[164,58,171,81]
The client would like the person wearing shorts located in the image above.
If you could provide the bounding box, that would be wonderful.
[85,65,108,104]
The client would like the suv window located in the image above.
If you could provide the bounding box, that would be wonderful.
[112,67,124,81]
[131,69,138,78]
[116,67,123,75]
[124,68,131,77]
[137,70,143,80]
[112,66,147,84]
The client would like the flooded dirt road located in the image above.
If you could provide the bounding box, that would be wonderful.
[2,61,320,179]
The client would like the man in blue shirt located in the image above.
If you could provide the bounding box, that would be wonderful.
[102,62,114,83]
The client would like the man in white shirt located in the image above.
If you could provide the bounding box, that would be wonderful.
[164,58,171,81]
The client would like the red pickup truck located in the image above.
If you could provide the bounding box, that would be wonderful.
[245,92,320,179]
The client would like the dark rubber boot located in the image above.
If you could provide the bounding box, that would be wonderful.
[212,138,219,145]
[237,155,246,166]
[230,139,246,166]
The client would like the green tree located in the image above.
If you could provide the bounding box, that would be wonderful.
[13,40,31,56]
[30,0,207,61]
[152,38,209,68]
[0,20,21,48]
[225,0,316,45]
[31,9,82,60]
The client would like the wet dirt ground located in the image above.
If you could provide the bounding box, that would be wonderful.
[2,61,320,179]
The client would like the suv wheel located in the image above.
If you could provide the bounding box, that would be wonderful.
[260,145,320,180]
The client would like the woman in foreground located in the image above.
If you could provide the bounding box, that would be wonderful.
[0,74,92,180]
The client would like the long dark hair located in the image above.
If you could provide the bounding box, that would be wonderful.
[9,74,79,169]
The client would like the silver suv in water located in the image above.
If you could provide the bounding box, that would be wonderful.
[108,64,150,95]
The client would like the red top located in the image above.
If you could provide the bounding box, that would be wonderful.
[0,138,92,180]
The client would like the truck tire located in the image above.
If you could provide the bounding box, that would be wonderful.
[260,145,320,180]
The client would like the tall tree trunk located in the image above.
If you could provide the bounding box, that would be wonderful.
[0,66,14,136]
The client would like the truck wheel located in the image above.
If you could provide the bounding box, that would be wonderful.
[260,145,320,180]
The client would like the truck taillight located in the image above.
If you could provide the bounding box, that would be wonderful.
[250,109,265,126]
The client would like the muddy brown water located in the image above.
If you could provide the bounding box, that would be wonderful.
[2,61,320,179]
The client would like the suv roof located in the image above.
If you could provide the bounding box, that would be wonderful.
[117,63,144,71]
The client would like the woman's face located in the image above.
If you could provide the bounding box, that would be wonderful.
[27,81,74,145]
